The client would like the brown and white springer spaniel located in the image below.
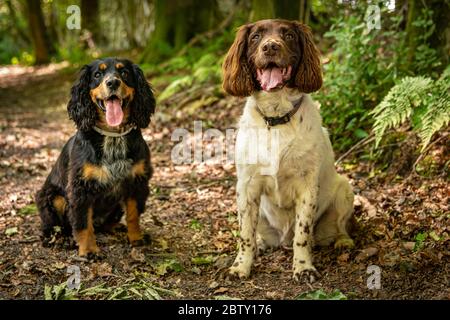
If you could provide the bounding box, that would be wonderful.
[222,19,354,283]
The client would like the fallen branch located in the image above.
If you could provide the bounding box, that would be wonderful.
[335,133,375,165]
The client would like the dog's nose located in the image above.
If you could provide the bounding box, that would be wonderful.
[262,41,280,55]
[106,78,121,90]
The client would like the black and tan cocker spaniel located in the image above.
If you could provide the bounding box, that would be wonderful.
[36,58,155,258]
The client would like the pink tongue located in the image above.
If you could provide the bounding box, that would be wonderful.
[105,99,123,127]
[258,68,283,91]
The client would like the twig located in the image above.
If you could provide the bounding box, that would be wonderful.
[335,134,375,165]
[410,131,448,176]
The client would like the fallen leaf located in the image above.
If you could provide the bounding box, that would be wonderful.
[5,227,18,236]
[355,247,378,262]
[402,242,415,251]
[214,287,229,294]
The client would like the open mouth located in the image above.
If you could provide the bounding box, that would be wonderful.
[256,63,292,91]
[96,95,128,127]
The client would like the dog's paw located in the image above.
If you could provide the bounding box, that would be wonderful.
[129,233,151,247]
[103,223,127,234]
[85,251,104,261]
[293,266,321,283]
[334,236,354,250]
[229,262,251,280]
[256,238,267,256]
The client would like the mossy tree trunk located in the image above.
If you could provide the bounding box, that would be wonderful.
[81,0,102,46]
[250,0,275,21]
[140,0,220,63]
[405,0,450,73]
[25,0,51,65]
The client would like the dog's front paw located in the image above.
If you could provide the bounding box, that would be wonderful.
[334,236,354,249]
[129,233,151,247]
[293,266,321,283]
[78,246,103,261]
[85,251,104,261]
[229,261,251,280]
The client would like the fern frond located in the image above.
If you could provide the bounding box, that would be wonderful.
[418,69,450,150]
[371,76,432,147]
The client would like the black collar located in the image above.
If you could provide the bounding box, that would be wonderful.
[256,95,304,127]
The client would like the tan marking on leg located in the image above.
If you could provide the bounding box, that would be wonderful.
[53,196,66,216]
[75,207,99,256]
[131,160,146,177]
[82,163,110,184]
[125,199,143,244]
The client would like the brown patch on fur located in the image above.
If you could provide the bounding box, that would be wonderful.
[52,196,66,216]
[125,199,143,244]
[294,23,322,93]
[90,84,105,104]
[303,224,310,234]
[82,163,110,184]
[74,207,99,256]
[99,63,107,71]
[222,25,254,97]
[121,82,135,100]
[132,160,146,177]
[116,62,124,69]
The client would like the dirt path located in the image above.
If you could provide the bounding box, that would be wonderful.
[0,66,448,300]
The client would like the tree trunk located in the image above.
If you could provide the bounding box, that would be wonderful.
[250,0,275,21]
[25,0,50,65]
[428,0,450,70]
[140,0,220,62]
[81,0,102,46]
[274,0,300,21]
[140,0,174,62]
[5,0,30,46]
[405,0,421,67]
[405,0,449,73]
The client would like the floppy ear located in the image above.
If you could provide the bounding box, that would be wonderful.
[294,23,323,93]
[129,64,155,129]
[67,65,97,131]
[222,24,254,97]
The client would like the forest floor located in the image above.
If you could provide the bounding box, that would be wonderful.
[0,64,448,300]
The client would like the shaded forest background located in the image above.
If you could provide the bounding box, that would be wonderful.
[0,0,449,300]
[1,0,448,156]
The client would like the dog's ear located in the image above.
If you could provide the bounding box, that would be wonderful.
[67,65,97,131]
[222,24,254,97]
[130,64,155,129]
[294,23,323,93]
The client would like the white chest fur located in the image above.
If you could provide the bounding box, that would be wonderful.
[236,89,325,182]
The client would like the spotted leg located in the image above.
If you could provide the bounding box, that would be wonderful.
[229,179,261,279]
[293,181,321,283]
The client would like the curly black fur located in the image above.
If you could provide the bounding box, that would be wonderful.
[67,65,98,131]
[36,58,156,255]
[129,64,155,128]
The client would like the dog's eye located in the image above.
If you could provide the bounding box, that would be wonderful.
[251,33,260,41]
[285,33,294,40]
[120,70,128,77]
[94,72,101,78]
